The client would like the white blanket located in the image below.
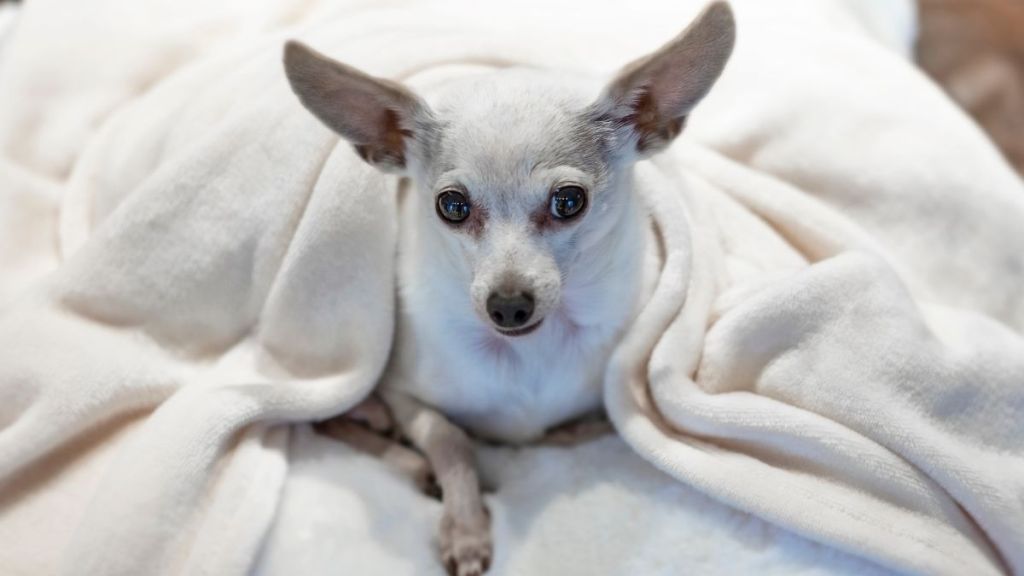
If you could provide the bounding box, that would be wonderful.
[1,1,1023,575]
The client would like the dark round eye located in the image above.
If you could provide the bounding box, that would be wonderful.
[436,189,471,223]
[550,185,587,220]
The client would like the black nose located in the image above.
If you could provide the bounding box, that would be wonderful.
[486,292,535,329]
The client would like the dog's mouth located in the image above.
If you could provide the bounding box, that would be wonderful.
[494,318,544,338]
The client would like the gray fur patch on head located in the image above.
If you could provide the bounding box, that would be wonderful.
[420,68,614,203]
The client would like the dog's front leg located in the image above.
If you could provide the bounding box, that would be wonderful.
[385,391,492,576]
[315,414,438,496]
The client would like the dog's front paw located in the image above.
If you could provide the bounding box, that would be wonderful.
[440,509,492,576]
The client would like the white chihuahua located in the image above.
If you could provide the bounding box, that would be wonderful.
[284,3,734,574]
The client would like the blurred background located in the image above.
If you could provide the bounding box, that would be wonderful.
[917,0,1024,176]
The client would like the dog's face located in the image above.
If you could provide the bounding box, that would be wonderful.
[285,2,734,337]
[410,71,629,337]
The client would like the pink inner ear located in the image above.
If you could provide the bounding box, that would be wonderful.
[652,68,714,122]
[626,87,688,153]
[354,107,413,168]
[331,85,399,144]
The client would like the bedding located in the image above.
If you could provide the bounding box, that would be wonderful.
[0,1,1021,575]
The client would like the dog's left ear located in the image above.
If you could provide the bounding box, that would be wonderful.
[591,1,736,157]
[283,41,434,173]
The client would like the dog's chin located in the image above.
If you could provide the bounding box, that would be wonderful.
[493,318,544,338]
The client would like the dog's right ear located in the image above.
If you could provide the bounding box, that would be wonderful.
[283,41,434,173]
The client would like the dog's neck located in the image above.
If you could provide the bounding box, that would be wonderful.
[388,171,654,442]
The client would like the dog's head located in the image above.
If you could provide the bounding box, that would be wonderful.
[285,2,734,337]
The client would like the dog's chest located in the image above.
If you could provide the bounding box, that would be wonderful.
[391,316,615,443]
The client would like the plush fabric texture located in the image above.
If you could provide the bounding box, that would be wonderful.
[0,1,1022,575]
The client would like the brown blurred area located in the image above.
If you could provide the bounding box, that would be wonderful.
[917,0,1024,177]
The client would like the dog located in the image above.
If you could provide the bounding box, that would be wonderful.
[284,3,735,574]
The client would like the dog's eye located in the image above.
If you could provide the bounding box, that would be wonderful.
[550,185,587,220]
[436,189,471,223]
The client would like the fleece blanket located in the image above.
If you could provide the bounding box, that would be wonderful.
[1,1,1022,575]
